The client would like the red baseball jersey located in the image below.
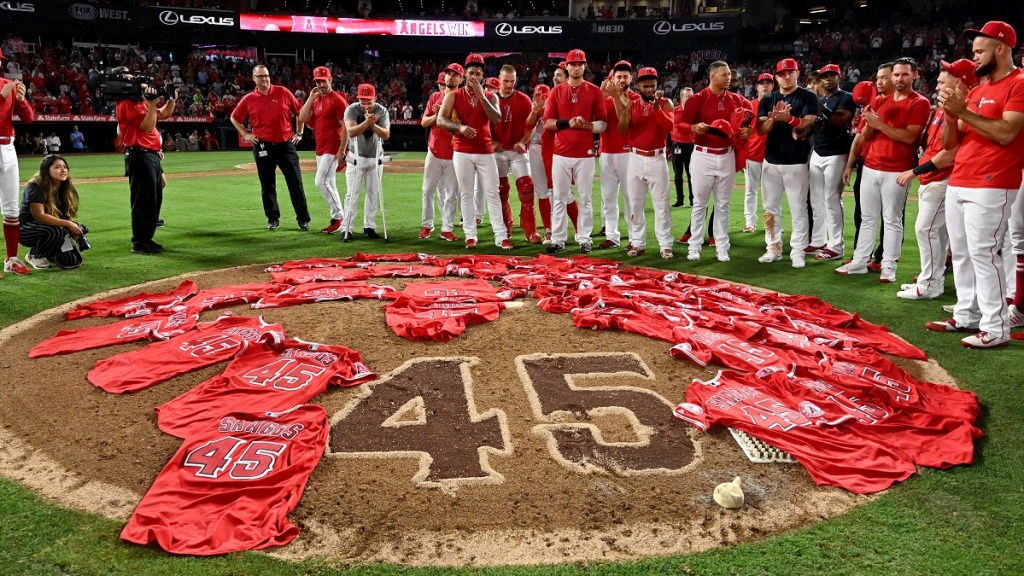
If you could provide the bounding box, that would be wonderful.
[270,267,371,285]
[64,280,198,320]
[450,87,494,154]
[309,90,348,156]
[121,404,328,555]
[543,80,607,158]
[395,279,525,304]
[670,104,695,144]
[88,313,285,394]
[950,68,1024,189]
[30,306,200,358]
[265,258,361,273]
[424,90,455,160]
[669,326,798,373]
[745,98,767,162]
[492,89,533,150]
[600,92,639,154]
[362,263,449,278]
[231,85,302,142]
[864,91,930,172]
[156,339,375,438]
[674,370,917,494]
[918,107,952,185]
[676,87,748,149]
[0,77,34,135]
[177,283,289,312]
[627,97,674,151]
[385,299,505,342]
[251,281,397,309]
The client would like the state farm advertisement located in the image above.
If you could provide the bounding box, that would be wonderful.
[240,14,484,37]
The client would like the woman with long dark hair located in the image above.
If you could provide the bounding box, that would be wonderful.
[19,154,86,270]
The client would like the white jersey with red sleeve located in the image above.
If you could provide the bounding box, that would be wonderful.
[121,404,328,555]
[270,267,371,285]
[156,339,375,438]
[543,80,607,158]
[251,281,397,309]
[492,89,534,150]
[64,280,198,320]
[29,306,200,358]
[87,313,285,394]
[176,283,289,312]
[673,370,917,494]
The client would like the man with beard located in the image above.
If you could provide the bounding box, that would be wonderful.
[419,68,460,241]
[836,57,928,282]
[927,21,1024,348]
[492,64,542,244]
[807,64,856,261]
[298,65,349,234]
[539,62,581,244]
[598,60,638,250]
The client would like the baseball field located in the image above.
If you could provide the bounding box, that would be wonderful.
[0,150,1020,575]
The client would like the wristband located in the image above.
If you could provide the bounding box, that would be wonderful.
[787,116,801,128]
[912,160,937,176]
[556,119,571,130]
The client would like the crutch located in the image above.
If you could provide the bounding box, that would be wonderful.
[374,138,389,242]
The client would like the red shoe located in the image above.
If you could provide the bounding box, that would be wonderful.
[3,257,31,275]
[599,239,619,249]
[708,237,716,247]
[804,245,824,254]
[440,231,458,242]
[925,318,978,333]
[498,239,514,250]
[815,248,842,260]
[527,232,543,244]
[465,239,477,249]
[867,261,883,273]
[677,232,692,244]
[418,226,432,239]
[321,219,342,234]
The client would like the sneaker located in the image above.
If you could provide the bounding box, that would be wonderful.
[687,250,700,262]
[897,285,944,300]
[599,239,619,249]
[677,232,692,244]
[743,225,755,233]
[440,231,458,242]
[626,246,646,257]
[465,239,478,249]
[156,219,165,227]
[498,239,514,250]
[267,220,280,231]
[131,242,161,255]
[24,254,50,270]
[596,227,606,237]
[672,200,686,208]
[528,232,543,244]
[758,251,783,264]
[321,219,342,234]
[925,318,978,332]
[867,261,883,273]
[543,229,552,245]
[804,245,824,254]
[716,250,730,262]
[364,228,381,239]
[879,265,896,283]
[340,231,353,243]
[815,248,843,261]
[579,242,592,254]
[942,304,955,314]
[1010,304,1024,328]
[3,257,31,274]
[792,254,806,269]
[546,243,565,254]
[298,221,310,232]
[835,262,868,274]
[418,227,432,239]
[961,331,1010,349]
[661,248,673,259]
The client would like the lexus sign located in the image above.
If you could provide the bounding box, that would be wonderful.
[652,20,726,35]
[494,23,562,36]
[159,10,234,27]
[141,7,237,29]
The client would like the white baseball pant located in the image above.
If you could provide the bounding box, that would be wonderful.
[743,159,762,229]
[912,179,949,293]
[761,161,810,260]
[1000,178,1024,301]
[688,148,735,253]
[946,185,1019,338]
[850,166,908,268]
[454,151,507,244]
[551,154,594,246]
[0,143,19,218]
[341,155,380,233]
[625,152,673,250]
[421,150,458,232]
[528,145,550,200]
[599,152,629,245]
[809,151,847,254]
[314,153,344,220]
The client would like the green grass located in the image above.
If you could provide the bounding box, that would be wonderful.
[2,151,1022,575]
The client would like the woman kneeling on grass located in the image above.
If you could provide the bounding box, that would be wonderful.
[20,154,87,270]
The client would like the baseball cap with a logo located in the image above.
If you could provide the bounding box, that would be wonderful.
[636,67,659,81]
[437,71,446,84]
[757,72,775,83]
[776,58,799,73]
[965,21,1017,48]
[557,61,567,70]
[705,118,735,139]
[465,53,485,69]
[852,81,877,106]
[534,84,551,96]
[941,59,979,88]
[445,63,465,76]
[357,83,376,99]
[313,66,332,80]
[566,49,586,64]
[485,77,500,90]
[612,60,633,72]
[819,64,841,76]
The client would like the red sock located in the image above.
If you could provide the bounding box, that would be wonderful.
[1015,255,1024,308]
[539,198,552,230]
[3,219,19,260]
[567,200,579,233]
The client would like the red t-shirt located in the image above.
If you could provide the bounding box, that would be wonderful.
[543,80,607,158]
[116,99,161,151]
[424,90,454,160]
[600,92,638,154]
[627,97,674,151]
[745,98,767,162]
[676,87,748,149]
[492,89,533,150]
[864,90,930,172]
[671,104,695,144]
[450,87,494,155]
[919,107,953,185]
[309,90,348,156]
[231,85,301,143]
[950,68,1024,189]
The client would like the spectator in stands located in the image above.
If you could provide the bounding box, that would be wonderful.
[44,131,60,154]
[188,130,200,151]
[201,128,219,151]
[19,154,86,270]
[68,125,86,152]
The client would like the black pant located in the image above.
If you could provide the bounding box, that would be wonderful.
[126,148,162,246]
[253,141,310,223]
[671,142,694,204]
[20,220,83,268]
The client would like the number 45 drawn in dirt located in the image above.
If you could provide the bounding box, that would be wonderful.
[327,353,699,490]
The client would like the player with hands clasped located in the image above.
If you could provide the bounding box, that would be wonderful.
[340,83,390,242]
[598,60,638,251]
[297,65,349,234]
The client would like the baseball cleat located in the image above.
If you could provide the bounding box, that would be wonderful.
[363,228,381,239]
[758,251,783,264]
[4,257,32,275]
[267,220,280,231]
[835,262,868,274]
[815,248,843,260]
[465,239,478,249]
[1010,304,1024,328]
[804,245,824,254]
[440,231,458,242]
[879,265,897,283]
[867,261,883,273]
[716,250,730,262]
[579,242,593,254]
[599,239,619,249]
[925,318,978,332]
[660,248,673,260]
[498,239,514,250]
[896,285,943,300]
[626,246,646,257]
[687,250,700,262]
[708,237,716,247]
[743,225,756,233]
[792,255,806,269]
[677,232,691,244]
[321,219,342,234]
[960,332,1010,349]
[545,243,565,254]
[528,233,543,244]
[418,227,432,239]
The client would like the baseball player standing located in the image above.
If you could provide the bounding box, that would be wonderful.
[836,57,929,281]
[528,84,553,241]
[807,64,856,261]
[339,83,390,242]
[493,64,543,244]
[0,60,33,276]
[542,49,608,254]
[598,60,638,250]
[539,62,581,244]
[756,58,820,268]
[419,69,460,241]
[617,67,675,258]
[927,21,1024,348]
[437,54,511,250]
[743,73,773,233]
[297,65,349,234]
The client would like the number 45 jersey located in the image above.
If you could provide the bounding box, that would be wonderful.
[121,404,327,555]
[156,339,375,439]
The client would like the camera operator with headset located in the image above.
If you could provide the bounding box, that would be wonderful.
[114,72,177,255]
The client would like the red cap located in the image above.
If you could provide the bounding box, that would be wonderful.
[437,71,447,84]
[557,61,567,70]
[612,60,633,72]
[941,59,979,88]
[485,77,500,90]
[966,21,1017,48]
[819,64,841,75]
[706,118,735,139]
[566,49,586,64]
[357,83,376,99]
[731,107,755,129]
[776,58,799,73]
[851,81,877,106]
[757,72,775,83]
[465,53,485,68]
[636,67,659,80]
[534,84,550,96]
[313,66,332,80]
[445,63,464,76]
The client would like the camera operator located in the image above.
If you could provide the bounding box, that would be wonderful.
[116,80,177,255]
